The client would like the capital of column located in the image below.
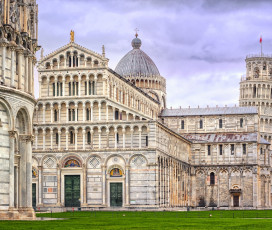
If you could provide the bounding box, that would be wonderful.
[8,130,17,138]
[20,134,34,143]
[58,131,61,135]
[83,130,86,134]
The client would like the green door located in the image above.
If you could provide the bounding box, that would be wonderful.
[32,183,36,208]
[65,175,80,207]
[110,183,122,207]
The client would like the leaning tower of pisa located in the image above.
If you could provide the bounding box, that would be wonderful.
[239,54,272,144]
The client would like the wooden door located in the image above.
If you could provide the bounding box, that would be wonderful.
[65,175,80,207]
[110,183,122,207]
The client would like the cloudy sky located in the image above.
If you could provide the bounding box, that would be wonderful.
[36,0,272,108]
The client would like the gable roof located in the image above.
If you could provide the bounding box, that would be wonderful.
[160,106,258,117]
[39,42,107,63]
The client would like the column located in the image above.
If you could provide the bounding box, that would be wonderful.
[91,103,93,121]
[71,54,74,67]
[55,80,58,96]
[86,78,89,95]
[58,107,61,123]
[1,44,6,84]
[83,104,86,121]
[131,130,133,148]
[98,130,101,149]
[24,54,29,92]
[26,135,33,208]
[94,76,97,95]
[125,166,130,206]
[78,77,81,96]
[139,129,142,148]
[75,105,78,121]
[42,130,46,150]
[114,130,117,148]
[106,105,109,121]
[62,78,65,96]
[10,47,16,87]
[123,128,126,149]
[102,165,106,205]
[28,57,33,95]
[50,105,53,123]
[66,131,69,150]
[82,164,87,206]
[42,105,45,124]
[8,131,16,208]
[58,131,61,150]
[106,130,109,148]
[38,166,43,206]
[50,130,53,149]
[75,130,78,150]
[112,106,115,120]
[98,103,101,121]
[66,106,69,122]
[83,129,86,150]
[90,130,94,148]
[57,165,61,206]
[35,131,38,149]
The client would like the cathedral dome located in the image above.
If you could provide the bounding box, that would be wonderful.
[115,35,160,77]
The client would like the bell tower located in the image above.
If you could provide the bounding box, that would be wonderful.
[239,54,272,144]
[0,0,39,220]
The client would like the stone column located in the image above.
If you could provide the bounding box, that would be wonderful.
[98,103,101,121]
[75,130,78,150]
[114,130,118,149]
[125,166,130,206]
[102,165,106,205]
[83,104,86,121]
[91,130,94,148]
[58,131,61,150]
[91,103,93,122]
[54,80,58,96]
[26,135,33,208]
[62,78,65,96]
[82,163,87,206]
[35,130,38,149]
[123,128,126,149]
[28,56,33,95]
[50,105,53,123]
[106,129,109,148]
[78,76,81,96]
[42,105,45,124]
[58,107,61,123]
[50,130,53,149]
[98,130,101,149]
[106,105,109,121]
[66,106,69,122]
[10,46,16,88]
[1,43,7,84]
[139,129,142,148]
[94,76,97,95]
[38,166,43,206]
[8,131,16,208]
[83,129,86,150]
[57,164,61,206]
[66,131,69,150]
[24,53,28,92]
[75,105,78,121]
[42,130,46,150]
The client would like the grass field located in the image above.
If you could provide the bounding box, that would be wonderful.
[0,210,272,229]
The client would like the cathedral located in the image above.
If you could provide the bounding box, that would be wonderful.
[0,0,272,219]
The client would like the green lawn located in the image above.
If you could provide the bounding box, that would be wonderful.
[1,210,272,229]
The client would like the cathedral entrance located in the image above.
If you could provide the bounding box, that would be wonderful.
[233,195,239,207]
[110,183,123,207]
[32,184,36,208]
[65,175,80,207]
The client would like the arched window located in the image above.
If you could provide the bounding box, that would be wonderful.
[199,119,203,129]
[87,131,91,144]
[240,118,243,128]
[70,131,74,144]
[210,172,215,185]
[254,67,259,78]
[86,108,90,121]
[253,86,257,98]
[52,82,55,96]
[56,133,59,144]
[116,133,119,143]
[219,119,223,128]
[181,120,185,129]
[54,109,58,122]
[115,110,119,120]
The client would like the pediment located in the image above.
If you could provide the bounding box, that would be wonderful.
[38,42,108,68]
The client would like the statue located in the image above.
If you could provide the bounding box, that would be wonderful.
[70,30,75,43]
